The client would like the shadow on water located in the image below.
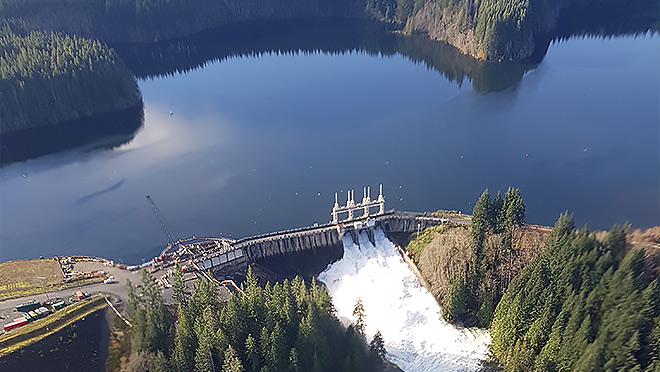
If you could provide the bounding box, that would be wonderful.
[554,0,659,41]
[5,5,652,167]
[0,103,144,167]
[113,2,658,95]
[530,0,659,61]
[113,19,537,94]
[75,179,127,205]
[0,309,109,372]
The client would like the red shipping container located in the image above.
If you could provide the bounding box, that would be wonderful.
[14,318,28,326]
[4,317,27,331]
[4,322,17,332]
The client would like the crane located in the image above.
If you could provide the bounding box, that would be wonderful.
[145,195,178,250]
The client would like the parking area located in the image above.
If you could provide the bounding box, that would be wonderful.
[1,254,229,326]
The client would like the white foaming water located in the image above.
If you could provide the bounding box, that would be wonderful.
[318,229,490,372]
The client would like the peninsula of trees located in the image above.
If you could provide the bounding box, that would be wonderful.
[0,31,141,135]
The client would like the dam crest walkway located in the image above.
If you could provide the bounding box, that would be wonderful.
[191,210,466,273]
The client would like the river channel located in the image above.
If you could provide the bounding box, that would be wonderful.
[0,23,658,263]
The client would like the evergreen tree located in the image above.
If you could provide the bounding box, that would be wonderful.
[291,276,306,309]
[472,188,491,243]
[310,277,333,316]
[470,189,491,292]
[221,294,246,351]
[260,326,272,368]
[296,305,322,370]
[442,274,468,322]
[648,318,660,370]
[345,325,368,372]
[368,331,386,369]
[172,262,188,305]
[498,187,525,253]
[151,350,170,372]
[288,347,301,372]
[476,293,494,328]
[195,306,217,372]
[353,298,366,337]
[245,333,261,372]
[491,190,504,232]
[126,278,146,351]
[172,303,196,372]
[141,268,169,352]
[505,188,525,227]
[270,322,288,372]
[222,345,244,372]
[243,267,264,332]
[126,270,170,353]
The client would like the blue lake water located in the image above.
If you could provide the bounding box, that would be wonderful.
[1,32,658,263]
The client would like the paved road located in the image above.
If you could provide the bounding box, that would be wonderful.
[0,258,201,324]
[0,261,147,322]
[1,214,461,322]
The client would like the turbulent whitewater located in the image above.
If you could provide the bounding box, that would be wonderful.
[318,229,490,372]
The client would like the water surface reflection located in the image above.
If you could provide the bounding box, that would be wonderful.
[0,35,657,263]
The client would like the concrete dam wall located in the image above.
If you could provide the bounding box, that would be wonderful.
[193,210,461,277]
[238,227,342,261]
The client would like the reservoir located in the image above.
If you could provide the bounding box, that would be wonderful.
[0,23,658,263]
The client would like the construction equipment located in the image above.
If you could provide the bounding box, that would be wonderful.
[145,195,178,249]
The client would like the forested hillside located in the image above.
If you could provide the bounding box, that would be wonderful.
[0,31,140,134]
[405,190,660,370]
[123,267,386,372]
[0,0,363,43]
[111,18,534,93]
[0,0,357,135]
[404,0,658,61]
[491,214,660,371]
[405,188,549,328]
[2,0,655,62]
[0,0,655,143]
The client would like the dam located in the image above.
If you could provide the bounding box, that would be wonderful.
[190,185,468,277]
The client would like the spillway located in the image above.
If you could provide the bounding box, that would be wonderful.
[318,229,490,372]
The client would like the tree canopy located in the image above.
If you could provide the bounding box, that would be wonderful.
[0,31,140,134]
[491,215,660,371]
[126,267,388,372]
[442,187,527,327]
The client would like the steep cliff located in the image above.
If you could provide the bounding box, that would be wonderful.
[399,0,554,61]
